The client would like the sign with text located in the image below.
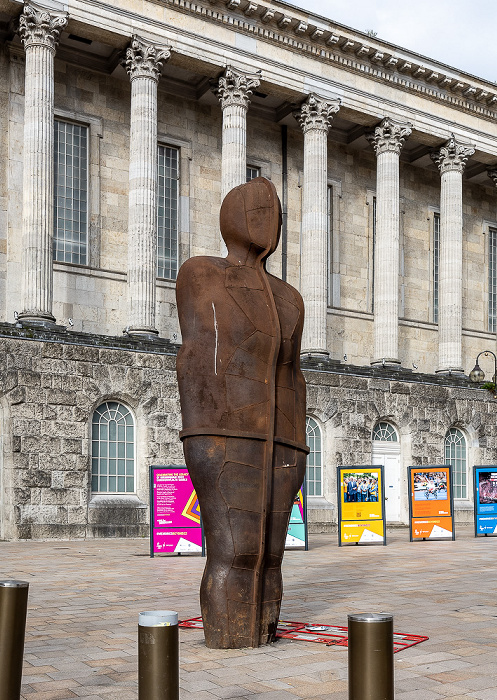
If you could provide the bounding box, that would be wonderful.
[337,465,386,546]
[150,465,204,556]
[408,465,454,541]
[285,483,308,550]
[474,466,497,536]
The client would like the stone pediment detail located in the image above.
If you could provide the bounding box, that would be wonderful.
[163,0,497,122]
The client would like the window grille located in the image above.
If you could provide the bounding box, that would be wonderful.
[328,185,333,305]
[433,213,440,324]
[246,165,260,181]
[91,402,135,494]
[306,417,322,497]
[444,428,467,499]
[372,196,376,312]
[489,228,497,332]
[372,422,398,442]
[157,145,179,280]
[54,120,88,264]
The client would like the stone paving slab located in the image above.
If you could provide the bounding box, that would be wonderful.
[0,526,496,698]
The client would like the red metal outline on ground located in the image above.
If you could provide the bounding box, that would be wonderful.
[179,617,428,652]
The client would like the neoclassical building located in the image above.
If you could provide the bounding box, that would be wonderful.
[1,0,497,539]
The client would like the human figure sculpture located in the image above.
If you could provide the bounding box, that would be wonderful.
[176,177,308,648]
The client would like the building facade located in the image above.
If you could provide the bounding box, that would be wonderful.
[1,0,497,539]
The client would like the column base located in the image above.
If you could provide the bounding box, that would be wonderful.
[17,312,56,328]
[125,326,159,341]
[370,358,401,368]
[435,367,465,375]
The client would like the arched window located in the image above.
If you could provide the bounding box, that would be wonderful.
[91,402,135,494]
[306,417,322,497]
[372,422,398,442]
[445,428,467,499]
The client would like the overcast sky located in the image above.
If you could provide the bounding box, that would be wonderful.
[285,0,496,84]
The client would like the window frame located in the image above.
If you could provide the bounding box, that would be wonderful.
[488,226,497,333]
[91,401,136,496]
[306,416,323,498]
[157,143,180,281]
[444,427,467,500]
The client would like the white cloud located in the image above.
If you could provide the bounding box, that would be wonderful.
[286,0,497,83]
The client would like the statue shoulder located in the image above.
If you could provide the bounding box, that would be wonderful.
[268,274,304,309]
[176,256,227,287]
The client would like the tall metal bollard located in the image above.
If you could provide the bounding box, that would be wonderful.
[138,610,179,700]
[0,580,29,700]
[348,612,394,700]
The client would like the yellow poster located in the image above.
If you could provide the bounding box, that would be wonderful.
[341,520,385,544]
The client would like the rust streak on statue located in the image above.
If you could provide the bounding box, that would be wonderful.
[176,177,308,648]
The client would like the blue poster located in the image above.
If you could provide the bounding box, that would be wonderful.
[474,466,497,536]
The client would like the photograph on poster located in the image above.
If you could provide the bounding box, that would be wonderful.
[478,471,497,505]
[413,471,448,501]
[342,472,379,503]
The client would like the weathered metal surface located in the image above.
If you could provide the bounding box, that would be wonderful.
[176,177,308,648]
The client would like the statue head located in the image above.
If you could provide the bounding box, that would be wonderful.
[220,177,281,263]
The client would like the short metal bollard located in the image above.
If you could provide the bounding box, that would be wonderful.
[348,612,394,700]
[0,580,29,700]
[138,610,179,700]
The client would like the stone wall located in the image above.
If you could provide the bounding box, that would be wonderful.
[1,325,495,540]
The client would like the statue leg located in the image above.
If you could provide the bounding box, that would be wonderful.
[259,444,307,644]
[183,435,267,648]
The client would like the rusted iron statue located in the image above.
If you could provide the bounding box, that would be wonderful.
[176,177,308,648]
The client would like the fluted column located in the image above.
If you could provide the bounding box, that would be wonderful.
[295,94,340,356]
[366,118,412,366]
[215,66,260,199]
[124,36,171,337]
[18,3,67,325]
[431,137,475,373]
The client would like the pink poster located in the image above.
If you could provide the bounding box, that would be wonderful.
[150,466,203,555]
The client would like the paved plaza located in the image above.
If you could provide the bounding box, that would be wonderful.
[2,527,497,699]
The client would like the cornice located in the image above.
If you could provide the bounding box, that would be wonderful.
[158,0,497,123]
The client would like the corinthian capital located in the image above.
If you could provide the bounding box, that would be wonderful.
[18,2,67,52]
[366,117,412,156]
[294,94,340,134]
[431,136,475,174]
[124,36,171,82]
[214,66,261,110]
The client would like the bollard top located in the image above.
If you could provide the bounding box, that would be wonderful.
[348,612,393,623]
[0,580,29,588]
[139,610,178,627]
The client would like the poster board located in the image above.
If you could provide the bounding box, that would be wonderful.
[408,465,455,541]
[285,482,308,550]
[337,465,386,546]
[474,466,497,536]
[149,465,205,556]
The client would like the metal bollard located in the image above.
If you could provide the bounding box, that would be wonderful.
[0,580,29,700]
[348,612,394,700]
[138,610,179,700]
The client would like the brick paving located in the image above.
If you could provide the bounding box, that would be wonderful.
[1,526,496,699]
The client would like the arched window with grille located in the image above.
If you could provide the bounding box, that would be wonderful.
[306,417,322,497]
[372,422,398,442]
[91,402,135,494]
[445,428,467,499]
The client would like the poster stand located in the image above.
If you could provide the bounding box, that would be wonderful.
[285,480,308,550]
[408,465,455,541]
[149,465,205,557]
[337,465,386,546]
[473,466,497,537]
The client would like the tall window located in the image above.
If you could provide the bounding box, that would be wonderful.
[433,213,440,323]
[157,145,179,280]
[91,402,135,494]
[489,227,497,332]
[306,417,322,497]
[371,196,377,312]
[328,185,333,305]
[445,428,467,499]
[54,120,88,264]
[246,165,260,181]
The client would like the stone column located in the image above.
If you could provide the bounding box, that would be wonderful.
[295,94,340,356]
[215,66,261,200]
[431,137,475,373]
[124,36,171,337]
[366,117,412,366]
[18,3,67,325]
